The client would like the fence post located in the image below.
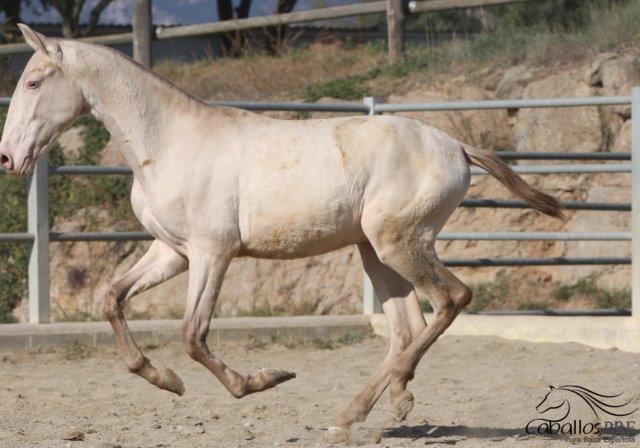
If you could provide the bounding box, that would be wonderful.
[387,0,405,64]
[28,154,50,323]
[133,0,153,68]
[633,87,640,318]
[362,97,383,314]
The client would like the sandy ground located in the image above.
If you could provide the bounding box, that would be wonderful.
[1,334,640,448]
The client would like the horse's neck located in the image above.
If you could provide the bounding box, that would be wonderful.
[67,42,203,179]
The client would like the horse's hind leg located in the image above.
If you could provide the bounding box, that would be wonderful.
[355,202,472,422]
[389,260,471,398]
[182,249,296,398]
[329,242,425,435]
[104,240,188,395]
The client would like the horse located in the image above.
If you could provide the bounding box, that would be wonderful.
[0,24,564,438]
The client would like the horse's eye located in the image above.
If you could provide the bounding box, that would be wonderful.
[26,80,40,90]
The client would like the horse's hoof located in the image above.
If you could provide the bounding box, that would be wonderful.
[393,391,414,421]
[249,368,296,392]
[327,426,352,443]
[159,367,185,396]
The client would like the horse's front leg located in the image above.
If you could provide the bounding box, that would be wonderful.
[104,239,188,395]
[182,247,296,398]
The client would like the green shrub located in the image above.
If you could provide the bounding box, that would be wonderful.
[304,74,372,102]
[552,278,630,309]
[467,271,511,312]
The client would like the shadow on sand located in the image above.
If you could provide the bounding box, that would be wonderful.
[383,422,640,444]
[384,423,527,443]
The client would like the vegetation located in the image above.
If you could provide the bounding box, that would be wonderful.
[553,278,631,309]
[467,271,512,312]
[154,0,640,103]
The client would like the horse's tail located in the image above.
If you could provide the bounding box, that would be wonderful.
[461,144,566,220]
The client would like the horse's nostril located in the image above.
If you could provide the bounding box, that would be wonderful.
[0,153,13,170]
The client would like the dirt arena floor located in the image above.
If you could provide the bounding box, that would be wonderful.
[1,333,639,447]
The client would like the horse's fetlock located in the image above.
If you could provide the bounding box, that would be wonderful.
[125,354,148,373]
[229,378,248,399]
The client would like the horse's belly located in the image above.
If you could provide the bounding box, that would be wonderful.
[238,209,365,259]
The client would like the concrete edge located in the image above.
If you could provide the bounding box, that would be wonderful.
[3,313,640,354]
[371,313,640,353]
[0,315,372,353]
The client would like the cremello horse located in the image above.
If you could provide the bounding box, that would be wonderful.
[0,25,564,437]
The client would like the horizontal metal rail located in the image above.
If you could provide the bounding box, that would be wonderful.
[471,164,630,174]
[496,152,630,161]
[6,163,631,176]
[461,199,630,211]
[443,257,631,267]
[208,100,369,113]
[0,233,34,242]
[48,165,133,175]
[50,231,153,242]
[375,96,631,112]
[466,308,631,316]
[3,231,628,244]
[1,96,633,111]
[438,232,630,241]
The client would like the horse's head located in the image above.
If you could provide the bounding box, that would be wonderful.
[536,385,568,414]
[0,24,85,175]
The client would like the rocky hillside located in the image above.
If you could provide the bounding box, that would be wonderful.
[9,46,637,322]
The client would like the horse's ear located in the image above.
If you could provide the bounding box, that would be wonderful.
[18,24,62,65]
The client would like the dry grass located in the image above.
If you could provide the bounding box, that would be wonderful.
[153,0,640,105]
[155,41,385,101]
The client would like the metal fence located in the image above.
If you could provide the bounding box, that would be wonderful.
[0,91,637,322]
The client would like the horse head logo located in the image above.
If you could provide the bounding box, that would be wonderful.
[535,385,637,420]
